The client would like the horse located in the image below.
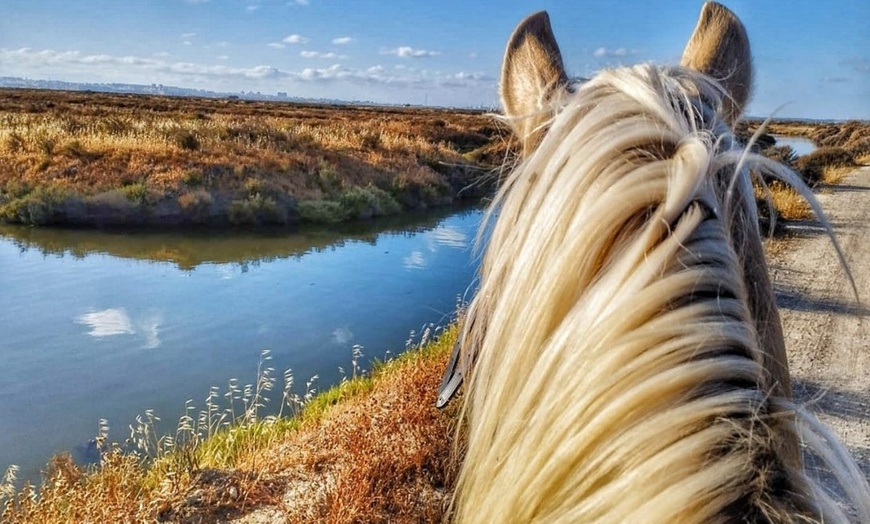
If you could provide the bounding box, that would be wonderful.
[444,3,870,522]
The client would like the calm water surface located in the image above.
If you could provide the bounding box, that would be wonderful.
[0,207,482,483]
[772,134,816,156]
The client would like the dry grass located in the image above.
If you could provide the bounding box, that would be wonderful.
[762,184,812,221]
[1,327,459,524]
[819,165,855,185]
[0,88,513,226]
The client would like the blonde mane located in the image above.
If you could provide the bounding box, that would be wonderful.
[450,7,870,523]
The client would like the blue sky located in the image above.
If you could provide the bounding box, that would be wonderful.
[1,0,868,119]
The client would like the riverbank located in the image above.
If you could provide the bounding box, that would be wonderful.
[1,326,460,522]
[0,89,509,227]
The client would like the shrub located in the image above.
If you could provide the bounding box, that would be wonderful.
[335,186,401,219]
[367,186,402,216]
[182,170,203,187]
[795,147,855,186]
[3,132,26,153]
[176,131,201,151]
[298,199,346,224]
[99,116,133,135]
[228,195,285,226]
[733,122,775,151]
[0,185,70,225]
[121,183,150,204]
[847,137,870,160]
[243,178,263,196]
[61,139,88,158]
[317,161,342,196]
[360,132,381,150]
[339,186,377,219]
[1,180,32,200]
[761,145,797,168]
[178,190,214,223]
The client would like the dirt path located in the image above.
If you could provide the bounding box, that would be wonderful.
[768,165,870,480]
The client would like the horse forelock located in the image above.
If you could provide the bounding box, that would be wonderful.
[454,64,866,523]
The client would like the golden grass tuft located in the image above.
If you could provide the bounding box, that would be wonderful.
[757,183,812,222]
[820,165,855,185]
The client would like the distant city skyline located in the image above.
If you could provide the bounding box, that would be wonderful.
[1,1,868,119]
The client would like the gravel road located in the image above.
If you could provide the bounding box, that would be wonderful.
[768,165,870,485]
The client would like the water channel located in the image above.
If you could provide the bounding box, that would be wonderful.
[771,134,816,156]
[0,206,483,483]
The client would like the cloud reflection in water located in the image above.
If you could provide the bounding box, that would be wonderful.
[76,308,162,348]
[76,308,135,337]
[403,250,426,270]
[430,226,469,249]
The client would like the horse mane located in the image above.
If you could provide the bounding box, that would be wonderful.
[453,64,870,523]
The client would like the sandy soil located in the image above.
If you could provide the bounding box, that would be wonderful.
[768,165,870,483]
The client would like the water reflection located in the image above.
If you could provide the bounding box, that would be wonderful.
[430,225,470,249]
[332,326,354,345]
[403,250,427,270]
[0,205,478,270]
[76,308,135,338]
[74,308,164,349]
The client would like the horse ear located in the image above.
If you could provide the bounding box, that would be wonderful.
[501,11,569,154]
[680,2,752,124]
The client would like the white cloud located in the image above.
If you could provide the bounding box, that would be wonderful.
[282,34,308,44]
[382,46,440,59]
[593,47,639,58]
[290,0,309,4]
[300,50,344,59]
[332,36,354,45]
[0,47,495,95]
[217,55,229,60]
[268,42,285,49]
[181,32,197,39]
[246,5,260,12]
[1,47,289,81]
